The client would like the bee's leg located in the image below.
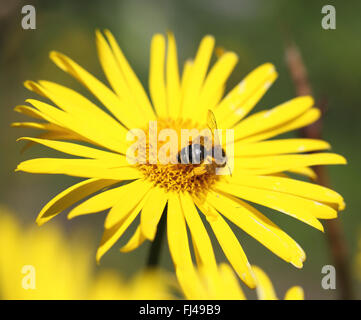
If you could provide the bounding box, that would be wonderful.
[186,165,208,178]
[189,165,207,177]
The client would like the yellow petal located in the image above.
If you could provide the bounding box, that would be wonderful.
[12,122,52,130]
[105,180,152,228]
[16,158,141,180]
[215,63,277,128]
[166,32,181,118]
[228,175,344,211]
[26,99,127,154]
[239,107,321,144]
[104,29,156,122]
[29,80,128,136]
[233,153,347,173]
[149,34,167,118]
[119,226,146,253]
[195,198,256,288]
[20,131,89,154]
[140,186,168,240]
[218,263,246,300]
[68,184,129,219]
[198,52,238,113]
[14,104,44,120]
[234,138,330,157]
[96,197,145,262]
[180,192,217,270]
[214,181,325,231]
[18,137,125,160]
[284,286,304,300]
[287,167,317,181]
[49,51,145,129]
[167,193,193,269]
[204,191,305,267]
[176,266,207,300]
[36,178,117,226]
[181,35,215,119]
[252,265,278,300]
[233,96,314,141]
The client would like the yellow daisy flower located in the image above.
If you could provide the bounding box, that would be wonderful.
[178,263,304,300]
[0,208,173,300]
[14,31,346,288]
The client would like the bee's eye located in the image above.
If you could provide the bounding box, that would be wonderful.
[178,144,205,164]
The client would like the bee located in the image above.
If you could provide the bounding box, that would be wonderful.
[177,110,231,177]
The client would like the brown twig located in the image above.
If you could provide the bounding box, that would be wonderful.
[285,40,353,300]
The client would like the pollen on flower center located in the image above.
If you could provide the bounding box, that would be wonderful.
[136,118,221,193]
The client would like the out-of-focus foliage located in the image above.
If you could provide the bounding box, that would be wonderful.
[0,0,360,299]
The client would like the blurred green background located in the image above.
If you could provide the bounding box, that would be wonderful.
[0,0,360,299]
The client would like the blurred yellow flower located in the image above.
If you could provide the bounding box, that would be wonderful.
[0,208,173,300]
[14,31,346,288]
[178,263,304,300]
[252,266,304,300]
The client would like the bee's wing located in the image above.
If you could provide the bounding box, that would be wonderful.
[207,109,220,146]
[208,110,232,176]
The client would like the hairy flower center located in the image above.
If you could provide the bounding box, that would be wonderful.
[136,118,221,193]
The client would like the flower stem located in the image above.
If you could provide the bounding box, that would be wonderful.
[146,204,167,268]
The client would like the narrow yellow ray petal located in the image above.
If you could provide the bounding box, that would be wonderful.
[181,35,215,119]
[17,102,63,127]
[180,59,193,91]
[36,178,117,226]
[214,63,277,127]
[104,180,152,228]
[233,96,314,141]
[119,226,146,253]
[49,51,146,128]
[234,138,330,157]
[252,266,278,300]
[195,200,256,288]
[287,167,317,181]
[140,186,168,240]
[228,174,344,210]
[238,108,321,144]
[218,264,246,300]
[32,80,128,137]
[27,80,129,149]
[180,192,217,270]
[284,286,304,300]
[214,181,326,230]
[16,158,142,180]
[233,153,347,172]
[12,122,57,131]
[96,197,146,262]
[204,191,305,267]
[14,105,44,120]
[149,34,167,118]
[176,266,208,300]
[27,99,127,154]
[166,32,181,118]
[167,193,193,269]
[19,130,89,154]
[18,137,125,160]
[104,29,156,122]
[209,84,225,110]
[198,52,238,113]
[95,30,131,100]
[68,185,129,219]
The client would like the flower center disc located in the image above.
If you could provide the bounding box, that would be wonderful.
[136,118,221,194]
